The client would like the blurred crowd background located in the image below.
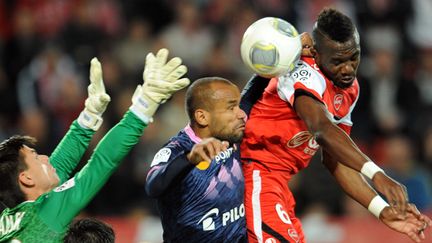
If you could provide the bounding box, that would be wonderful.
[0,0,431,242]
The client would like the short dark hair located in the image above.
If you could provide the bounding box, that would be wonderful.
[185,77,234,123]
[64,218,115,243]
[0,135,36,211]
[312,8,356,44]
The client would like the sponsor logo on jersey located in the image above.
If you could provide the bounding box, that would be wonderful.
[197,208,219,231]
[198,204,245,231]
[221,204,245,226]
[286,131,320,155]
[287,131,312,148]
[150,148,171,167]
[334,94,343,111]
[53,178,75,192]
[214,147,234,164]
[0,212,25,236]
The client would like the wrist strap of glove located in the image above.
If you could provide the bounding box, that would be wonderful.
[129,95,157,124]
[78,109,103,131]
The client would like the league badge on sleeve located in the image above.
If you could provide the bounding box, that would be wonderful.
[151,148,171,166]
[54,178,76,192]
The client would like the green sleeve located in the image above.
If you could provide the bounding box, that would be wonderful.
[38,111,147,231]
[49,121,95,183]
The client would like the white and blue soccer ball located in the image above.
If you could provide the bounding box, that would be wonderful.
[240,17,302,78]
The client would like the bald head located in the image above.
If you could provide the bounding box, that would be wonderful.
[185,77,236,124]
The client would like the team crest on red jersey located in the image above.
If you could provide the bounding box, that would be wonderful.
[288,229,300,242]
[334,94,343,111]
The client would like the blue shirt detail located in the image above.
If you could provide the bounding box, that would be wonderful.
[145,128,246,242]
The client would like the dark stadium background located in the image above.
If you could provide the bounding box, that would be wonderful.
[0,0,430,242]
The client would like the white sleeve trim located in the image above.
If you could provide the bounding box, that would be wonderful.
[277,60,326,105]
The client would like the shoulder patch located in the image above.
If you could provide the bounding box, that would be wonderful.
[291,64,312,82]
[288,60,327,97]
[53,178,75,192]
[151,148,172,167]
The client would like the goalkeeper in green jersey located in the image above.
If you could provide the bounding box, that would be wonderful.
[0,48,190,243]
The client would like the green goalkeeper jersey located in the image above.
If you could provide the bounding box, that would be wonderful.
[0,111,146,243]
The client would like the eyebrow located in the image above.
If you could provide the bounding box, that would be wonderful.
[226,99,238,106]
[332,51,359,61]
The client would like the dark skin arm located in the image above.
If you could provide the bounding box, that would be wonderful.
[322,150,375,207]
[323,151,431,243]
[294,95,409,214]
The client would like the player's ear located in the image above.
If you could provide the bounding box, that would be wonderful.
[194,109,210,126]
[310,46,317,59]
[19,171,35,187]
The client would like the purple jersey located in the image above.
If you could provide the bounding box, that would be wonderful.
[146,125,246,242]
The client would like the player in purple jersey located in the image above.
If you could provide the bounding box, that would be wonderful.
[146,75,272,242]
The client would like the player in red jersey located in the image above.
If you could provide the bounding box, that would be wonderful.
[241,8,431,243]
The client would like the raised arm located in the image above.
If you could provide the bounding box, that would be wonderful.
[294,94,409,214]
[39,49,190,230]
[50,58,110,183]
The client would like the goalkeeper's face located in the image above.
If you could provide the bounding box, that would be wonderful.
[20,145,60,193]
[207,83,246,144]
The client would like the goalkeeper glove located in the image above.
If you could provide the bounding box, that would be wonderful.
[78,57,111,131]
[130,48,190,123]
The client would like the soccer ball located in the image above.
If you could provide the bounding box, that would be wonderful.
[240,17,302,78]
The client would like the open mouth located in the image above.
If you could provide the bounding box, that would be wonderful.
[341,76,354,83]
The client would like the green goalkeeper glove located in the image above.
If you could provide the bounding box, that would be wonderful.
[78,57,111,131]
[130,48,190,123]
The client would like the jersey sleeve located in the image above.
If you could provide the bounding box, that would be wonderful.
[240,74,271,117]
[145,140,194,198]
[37,111,147,231]
[277,60,327,106]
[49,121,95,183]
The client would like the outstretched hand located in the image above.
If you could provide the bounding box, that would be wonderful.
[141,48,190,104]
[85,58,111,115]
[78,57,111,131]
[130,48,190,123]
[380,204,431,242]
[373,172,410,216]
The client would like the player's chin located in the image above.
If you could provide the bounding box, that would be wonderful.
[52,175,60,186]
[230,131,244,144]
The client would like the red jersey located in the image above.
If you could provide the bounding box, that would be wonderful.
[241,57,359,177]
